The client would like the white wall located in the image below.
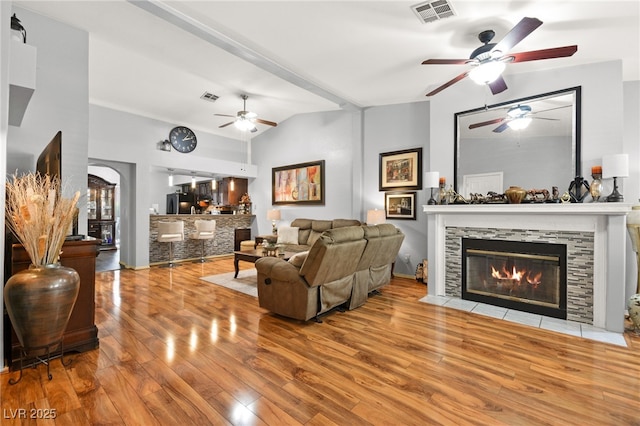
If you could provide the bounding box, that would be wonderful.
[429,60,626,185]
[6,6,89,235]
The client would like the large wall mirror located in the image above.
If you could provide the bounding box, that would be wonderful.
[454,87,581,198]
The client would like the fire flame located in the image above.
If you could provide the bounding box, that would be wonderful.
[491,265,542,289]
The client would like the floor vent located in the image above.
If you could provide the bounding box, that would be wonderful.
[200,92,219,102]
[411,0,456,24]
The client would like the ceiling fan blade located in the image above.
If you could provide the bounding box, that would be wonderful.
[425,71,469,97]
[219,121,234,128]
[507,45,578,63]
[532,117,559,121]
[488,75,508,95]
[422,59,469,65]
[255,118,278,127]
[214,113,236,118]
[469,118,505,129]
[492,17,543,54]
[493,122,510,133]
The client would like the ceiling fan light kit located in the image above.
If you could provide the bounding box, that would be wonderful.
[468,61,506,85]
[506,116,532,130]
[215,94,277,133]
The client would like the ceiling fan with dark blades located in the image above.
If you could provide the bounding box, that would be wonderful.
[215,94,277,133]
[423,17,578,97]
[469,104,567,133]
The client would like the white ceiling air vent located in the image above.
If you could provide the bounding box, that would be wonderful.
[200,92,219,102]
[411,0,456,24]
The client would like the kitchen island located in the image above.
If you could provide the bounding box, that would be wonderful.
[149,214,254,265]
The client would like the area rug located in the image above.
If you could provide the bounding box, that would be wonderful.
[200,269,258,297]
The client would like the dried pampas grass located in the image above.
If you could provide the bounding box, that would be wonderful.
[5,172,80,266]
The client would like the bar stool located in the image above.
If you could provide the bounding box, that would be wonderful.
[189,219,216,263]
[157,221,184,268]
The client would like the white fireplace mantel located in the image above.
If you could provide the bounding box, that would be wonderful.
[423,203,633,332]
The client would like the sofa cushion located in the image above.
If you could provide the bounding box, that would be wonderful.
[333,219,362,228]
[311,220,333,232]
[288,250,309,268]
[277,226,299,245]
[307,230,323,247]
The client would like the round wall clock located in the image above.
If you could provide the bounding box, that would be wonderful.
[169,126,197,153]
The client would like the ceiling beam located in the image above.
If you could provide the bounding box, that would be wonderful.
[127,0,361,111]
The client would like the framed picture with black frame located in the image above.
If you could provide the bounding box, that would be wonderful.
[379,148,423,191]
[385,191,417,220]
[272,160,325,205]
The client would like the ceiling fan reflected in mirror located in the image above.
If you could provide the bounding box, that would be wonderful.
[215,94,278,133]
[422,17,578,97]
[469,104,567,133]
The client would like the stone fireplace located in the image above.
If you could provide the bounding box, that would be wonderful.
[462,238,567,319]
[424,203,632,333]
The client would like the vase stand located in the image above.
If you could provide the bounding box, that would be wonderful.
[9,339,72,385]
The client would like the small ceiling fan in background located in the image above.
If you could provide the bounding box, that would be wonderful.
[422,17,578,97]
[468,104,567,133]
[215,94,278,133]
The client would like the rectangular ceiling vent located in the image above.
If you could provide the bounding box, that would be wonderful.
[411,0,456,24]
[200,92,219,102]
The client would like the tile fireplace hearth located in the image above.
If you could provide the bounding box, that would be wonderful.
[423,203,633,333]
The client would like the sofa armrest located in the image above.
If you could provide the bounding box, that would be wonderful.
[255,256,319,321]
[255,257,302,282]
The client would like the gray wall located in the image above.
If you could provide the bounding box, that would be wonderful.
[363,102,430,276]
[88,104,256,268]
[6,6,89,234]
[251,103,431,277]
[0,0,11,375]
[250,109,363,232]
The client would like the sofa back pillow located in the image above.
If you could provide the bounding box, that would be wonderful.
[277,226,299,245]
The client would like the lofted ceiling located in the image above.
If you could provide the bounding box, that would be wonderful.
[14,0,640,141]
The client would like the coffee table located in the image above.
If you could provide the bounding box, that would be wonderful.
[233,249,293,278]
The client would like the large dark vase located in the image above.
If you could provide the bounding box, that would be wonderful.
[4,263,80,352]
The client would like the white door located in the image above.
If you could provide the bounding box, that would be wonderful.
[461,172,503,198]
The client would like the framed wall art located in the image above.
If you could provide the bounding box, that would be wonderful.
[379,148,423,191]
[272,160,325,205]
[385,191,416,220]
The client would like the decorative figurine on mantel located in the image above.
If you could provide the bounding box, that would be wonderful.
[568,176,590,203]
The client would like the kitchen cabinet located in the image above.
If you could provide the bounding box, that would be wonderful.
[87,175,116,250]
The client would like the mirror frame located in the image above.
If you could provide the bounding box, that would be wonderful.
[454,86,582,196]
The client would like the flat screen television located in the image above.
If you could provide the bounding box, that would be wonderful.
[36,130,61,179]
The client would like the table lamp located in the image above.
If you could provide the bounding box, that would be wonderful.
[366,209,385,225]
[267,209,281,234]
[425,171,440,205]
[602,154,629,202]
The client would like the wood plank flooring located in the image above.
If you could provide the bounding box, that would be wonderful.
[2,256,639,425]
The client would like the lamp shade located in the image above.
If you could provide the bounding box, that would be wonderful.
[424,171,440,188]
[602,154,629,178]
[366,209,385,225]
[267,209,281,221]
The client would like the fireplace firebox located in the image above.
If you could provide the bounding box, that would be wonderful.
[462,238,567,319]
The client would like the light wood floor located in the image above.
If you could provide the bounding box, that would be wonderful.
[2,256,639,425]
